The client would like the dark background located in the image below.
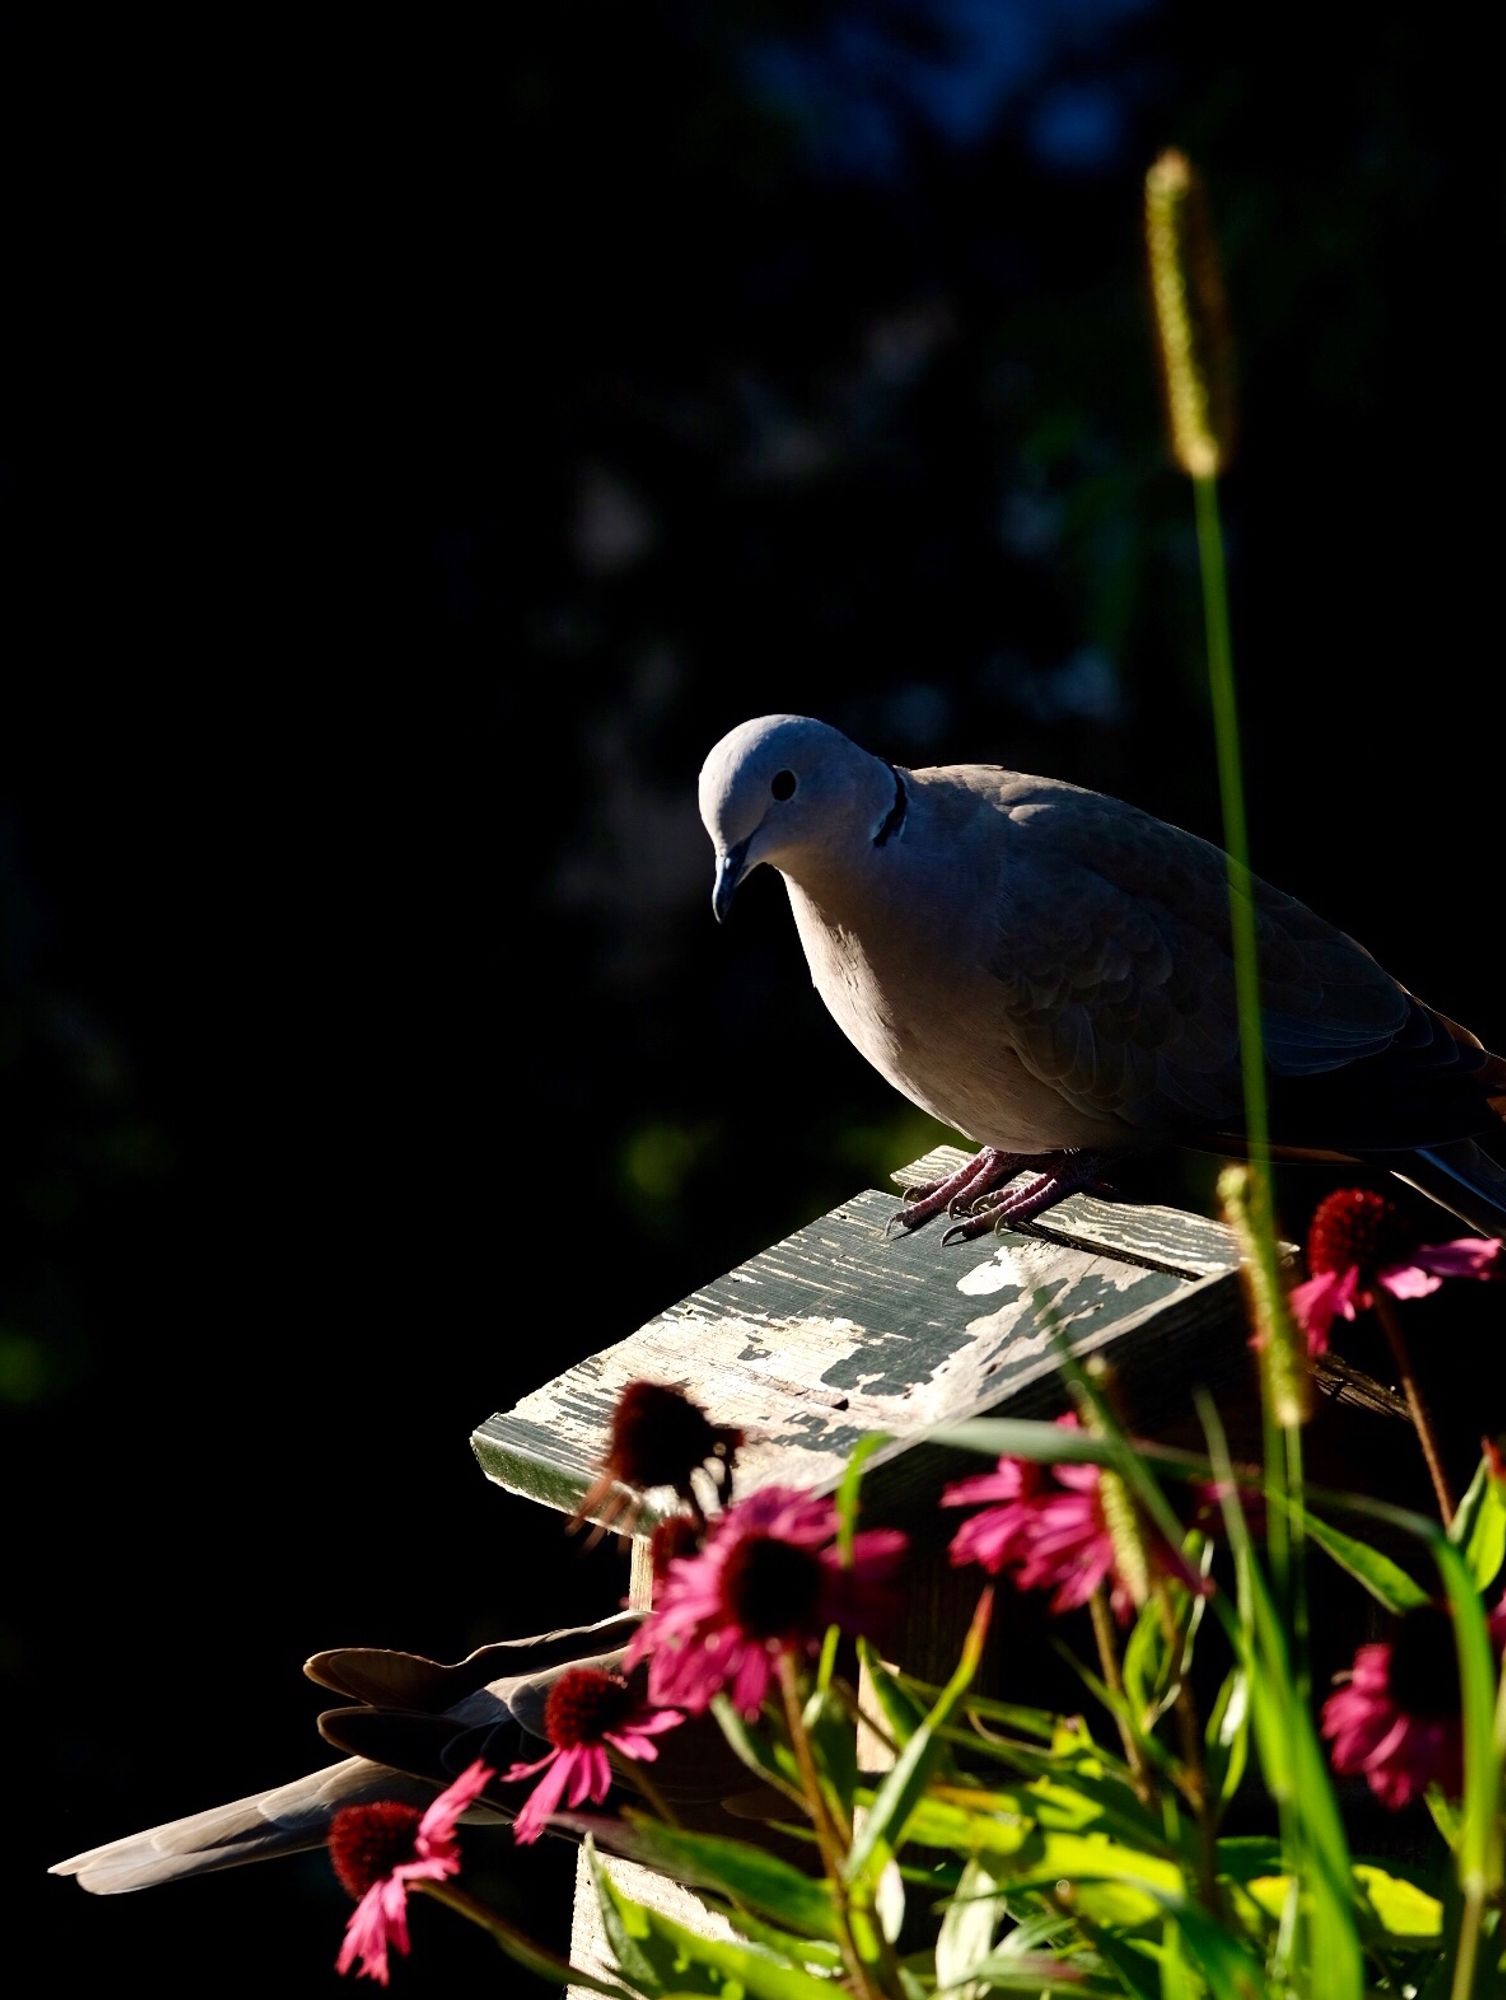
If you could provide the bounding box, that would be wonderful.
[7,5,1501,1992]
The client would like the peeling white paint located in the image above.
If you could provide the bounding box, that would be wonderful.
[955,1245,1033,1296]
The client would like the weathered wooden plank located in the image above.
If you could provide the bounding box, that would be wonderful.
[472,1151,1256,1528]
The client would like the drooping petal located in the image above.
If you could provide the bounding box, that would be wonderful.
[565,1744,610,1809]
[1377,1263,1444,1302]
[729,1639,776,1718]
[337,1881,403,1984]
[605,1710,683,1763]
[1290,1266,1360,1355]
[942,1465,1028,1508]
[947,1503,1033,1573]
[511,1746,579,1845]
[417,1759,495,1853]
[498,1748,560,1785]
[1409,1238,1503,1280]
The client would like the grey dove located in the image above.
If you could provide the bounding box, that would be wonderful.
[699,714,1506,1236]
[51,1606,800,1897]
[48,1611,642,1893]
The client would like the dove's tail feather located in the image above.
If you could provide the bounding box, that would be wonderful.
[1392,1135,1506,1241]
[48,1758,439,1895]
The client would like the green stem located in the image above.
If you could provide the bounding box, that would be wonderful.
[1195,473,1267,1183]
[777,1653,891,2000]
[1088,1585,1150,1800]
[414,1878,637,2000]
[1451,1882,1485,2000]
[616,1753,684,1833]
[1283,1419,1310,1707]
[1372,1287,1457,1526]
[1455,1656,1506,1999]
[1194,470,1301,1667]
[1150,1575,1219,1913]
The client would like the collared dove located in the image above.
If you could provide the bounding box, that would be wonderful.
[48,1611,642,1894]
[699,714,1506,1237]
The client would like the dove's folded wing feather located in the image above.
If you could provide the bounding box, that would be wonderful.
[976,777,1497,1150]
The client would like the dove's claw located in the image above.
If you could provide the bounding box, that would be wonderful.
[892,1146,1121,1242]
[891,1146,1026,1231]
[933,1150,1119,1244]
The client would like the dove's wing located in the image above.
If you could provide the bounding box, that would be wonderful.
[50,1611,642,1894]
[47,1758,439,1894]
[973,773,1499,1151]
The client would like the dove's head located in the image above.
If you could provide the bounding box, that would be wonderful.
[698,714,901,921]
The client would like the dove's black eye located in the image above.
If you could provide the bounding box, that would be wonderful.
[770,769,797,801]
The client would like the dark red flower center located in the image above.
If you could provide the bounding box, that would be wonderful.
[328,1800,423,1901]
[607,1380,743,1492]
[718,1533,825,1641]
[543,1668,635,1748]
[1307,1188,1411,1280]
[1386,1606,1460,1719]
[650,1513,703,1584]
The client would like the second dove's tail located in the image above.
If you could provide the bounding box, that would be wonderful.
[47,1758,444,1895]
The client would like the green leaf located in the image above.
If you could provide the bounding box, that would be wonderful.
[1200,1393,1365,2000]
[1450,1453,1506,1594]
[593,1861,841,2000]
[874,1855,906,1946]
[935,1858,1008,2000]
[895,1790,1034,1863]
[900,1679,1059,1746]
[599,1815,842,1941]
[1157,1917,1198,2000]
[972,1830,1186,1927]
[1432,1539,1502,1900]
[1149,1892,1270,2000]
[587,1837,664,1995]
[845,1587,993,1888]
[718,1912,843,1973]
[1089,1933,1165,2000]
[803,1685,857,1821]
[710,1694,807,1809]
[1210,1835,1284,1882]
[1120,1561,1207,1733]
[1302,1510,1430,1612]
[858,1640,929,1749]
[834,1430,888,1564]
[1203,1664,1249,1809]
[1119,1593,1169,1729]
[1241,1544,1365,1998]
[939,1418,1114,1468]
[1227,1862,1443,1945]
[1425,1787,1462,1851]
[928,1742,1169,1855]
[1351,1864,1444,1940]
[940,1951,1123,1996]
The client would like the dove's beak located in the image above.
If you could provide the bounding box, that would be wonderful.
[712,840,752,924]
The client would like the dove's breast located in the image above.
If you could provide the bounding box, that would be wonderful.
[781,846,1129,1156]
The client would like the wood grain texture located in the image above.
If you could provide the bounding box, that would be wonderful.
[471,1147,1258,1530]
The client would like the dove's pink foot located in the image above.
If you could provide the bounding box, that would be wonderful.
[892,1147,1033,1231]
[938,1148,1117,1246]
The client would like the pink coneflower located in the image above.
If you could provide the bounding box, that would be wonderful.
[1290,1188,1501,1356]
[329,1761,493,1984]
[575,1380,745,1537]
[1322,1601,1506,1808]
[944,1414,1196,1622]
[627,1484,907,1716]
[500,1668,682,1844]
